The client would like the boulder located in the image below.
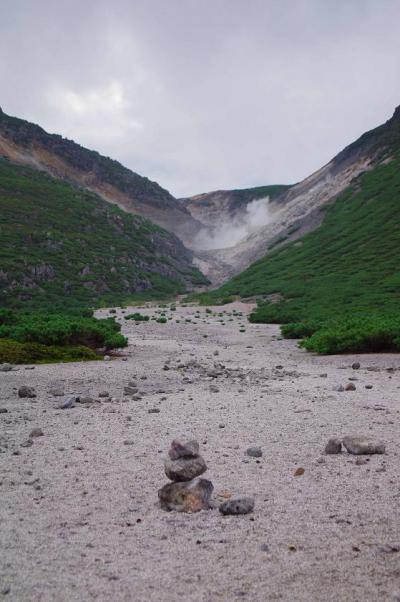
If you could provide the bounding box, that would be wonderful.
[343,435,385,455]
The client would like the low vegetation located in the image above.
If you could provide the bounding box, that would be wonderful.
[199,155,400,354]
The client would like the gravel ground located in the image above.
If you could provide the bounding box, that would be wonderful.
[1,302,400,602]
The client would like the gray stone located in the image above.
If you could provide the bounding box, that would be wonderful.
[0,363,13,372]
[98,391,110,398]
[58,396,76,409]
[343,435,385,455]
[210,385,219,393]
[219,497,255,515]
[49,388,64,397]
[345,382,356,391]
[333,385,345,392]
[168,439,200,460]
[18,386,36,398]
[29,428,43,438]
[104,355,111,361]
[0,408,8,414]
[165,455,207,482]
[124,386,138,396]
[325,438,342,454]
[352,362,361,370]
[158,478,213,512]
[148,408,160,413]
[246,446,262,458]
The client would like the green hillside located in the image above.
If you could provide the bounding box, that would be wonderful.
[0,158,206,311]
[200,155,400,352]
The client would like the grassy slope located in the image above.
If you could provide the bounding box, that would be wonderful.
[201,156,400,323]
[0,159,206,311]
[231,184,291,200]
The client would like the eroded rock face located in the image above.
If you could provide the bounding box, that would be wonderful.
[158,478,214,512]
[343,436,385,455]
[164,455,207,482]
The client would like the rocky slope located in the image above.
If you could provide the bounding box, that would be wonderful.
[196,106,400,283]
[181,184,290,228]
[0,108,202,246]
[0,158,206,309]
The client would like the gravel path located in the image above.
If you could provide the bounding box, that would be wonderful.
[1,302,400,601]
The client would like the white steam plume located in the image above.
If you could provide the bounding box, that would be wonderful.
[193,196,274,250]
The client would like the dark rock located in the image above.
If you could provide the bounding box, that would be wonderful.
[219,497,255,515]
[345,383,356,391]
[0,408,8,414]
[325,438,342,454]
[352,362,361,370]
[18,386,36,398]
[148,408,160,414]
[158,477,213,512]
[29,428,43,438]
[246,446,262,458]
[0,363,13,372]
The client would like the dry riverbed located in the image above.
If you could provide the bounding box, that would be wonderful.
[1,302,400,601]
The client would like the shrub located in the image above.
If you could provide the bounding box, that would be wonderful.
[301,315,400,354]
[124,312,149,322]
[156,317,167,324]
[0,339,99,364]
[281,321,322,339]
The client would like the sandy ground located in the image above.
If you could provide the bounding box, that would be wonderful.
[1,302,400,602]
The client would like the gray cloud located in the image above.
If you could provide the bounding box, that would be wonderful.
[1,0,400,197]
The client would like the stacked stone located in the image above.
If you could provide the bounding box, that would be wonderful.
[158,439,213,512]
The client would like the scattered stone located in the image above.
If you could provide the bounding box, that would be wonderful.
[58,396,76,410]
[210,385,220,393]
[165,455,207,482]
[213,350,219,356]
[333,385,345,392]
[352,362,361,370]
[343,435,385,455]
[104,355,111,361]
[98,391,110,398]
[0,408,8,414]
[168,439,199,460]
[319,373,328,378]
[124,386,138,395]
[18,386,36,398]
[260,543,269,552]
[158,478,213,512]
[325,438,342,454]
[29,428,43,438]
[246,446,262,458]
[218,423,225,429]
[294,467,305,477]
[219,497,255,515]
[123,439,134,445]
[365,385,373,390]
[345,383,356,391]
[49,388,64,397]
[148,408,160,414]
[163,365,170,371]
[0,363,13,372]
[20,439,33,448]
[355,457,368,466]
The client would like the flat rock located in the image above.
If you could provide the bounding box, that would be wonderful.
[158,478,213,512]
[246,446,262,458]
[165,455,207,482]
[168,439,200,460]
[0,363,13,372]
[219,497,255,515]
[29,428,43,438]
[343,435,385,455]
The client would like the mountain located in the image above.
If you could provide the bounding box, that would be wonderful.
[195,105,400,283]
[0,108,201,246]
[0,158,207,310]
[201,105,400,324]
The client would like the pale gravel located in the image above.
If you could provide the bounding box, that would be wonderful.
[1,302,400,602]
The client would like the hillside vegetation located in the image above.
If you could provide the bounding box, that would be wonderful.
[0,158,206,312]
[199,155,400,353]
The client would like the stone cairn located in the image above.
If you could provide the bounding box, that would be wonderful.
[158,439,214,512]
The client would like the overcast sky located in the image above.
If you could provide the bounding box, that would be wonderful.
[1,0,400,197]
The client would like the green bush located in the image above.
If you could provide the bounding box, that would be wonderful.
[156,317,167,324]
[0,311,127,350]
[300,315,400,354]
[281,320,322,339]
[124,312,149,322]
[0,339,99,364]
